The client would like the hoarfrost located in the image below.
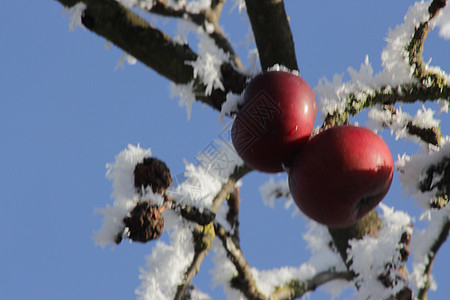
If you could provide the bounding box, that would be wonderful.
[410,206,450,293]
[367,105,440,143]
[315,1,431,117]
[136,219,195,300]
[219,92,244,124]
[170,81,196,120]
[93,144,151,248]
[65,2,86,31]
[396,141,450,209]
[435,4,450,39]
[115,53,137,71]
[348,204,412,300]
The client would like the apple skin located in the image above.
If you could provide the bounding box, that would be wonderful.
[288,125,393,227]
[231,70,317,173]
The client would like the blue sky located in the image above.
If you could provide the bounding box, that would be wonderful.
[1,1,450,299]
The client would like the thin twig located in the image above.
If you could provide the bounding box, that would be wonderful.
[174,164,252,299]
[271,270,352,300]
[214,222,268,300]
[149,0,243,68]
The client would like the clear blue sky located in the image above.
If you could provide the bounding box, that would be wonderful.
[1,1,449,299]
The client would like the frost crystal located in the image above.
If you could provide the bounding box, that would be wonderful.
[167,139,242,210]
[230,0,246,14]
[396,141,450,209]
[136,218,195,300]
[367,105,440,144]
[170,81,196,120]
[93,144,152,248]
[435,4,450,39]
[115,0,154,10]
[219,92,244,124]
[186,0,211,14]
[115,53,137,71]
[348,204,412,300]
[410,206,450,293]
[66,2,86,31]
[315,2,431,117]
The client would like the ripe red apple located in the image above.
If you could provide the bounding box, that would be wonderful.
[231,70,317,173]
[288,125,393,227]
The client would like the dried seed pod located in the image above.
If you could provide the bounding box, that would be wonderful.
[123,201,164,243]
[134,157,173,194]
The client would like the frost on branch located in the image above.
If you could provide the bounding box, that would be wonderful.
[186,29,229,96]
[397,140,450,209]
[64,2,86,31]
[410,206,450,295]
[136,221,196,300]
[436,4,450,39]
[347,204,413,300]
[315,1,450,128]
[367,104,441,145]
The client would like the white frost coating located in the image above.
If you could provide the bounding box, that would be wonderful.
[170,81,197,120]
[245,48,260,76]
[267,64,300,76]
[435,4,450,39]
[186,0,211,14]
[348,204,413,300]
[186,29,229,96]
[115,0,154,10]
[219,93,244,124]
[315,2,431,116]
[115,53,137,71]
[93,144,151,248]
[136,222,195,300]
[251,221,347,298]
[367,105,440,143]
[167,139,243,210]
[396,141,450,209]
[409,206,450,293]
[66,2,86,31]
[230,0,246,14]
[210,240,247,300]
[259,177,300,216]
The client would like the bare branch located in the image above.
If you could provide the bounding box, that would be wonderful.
[245,0,298,71]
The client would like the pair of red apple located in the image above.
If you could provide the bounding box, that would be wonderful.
[231,70,393,227]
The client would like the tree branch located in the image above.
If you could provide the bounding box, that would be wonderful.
[245,0,298,71]
[417,217,450,300]
[174,164,252,299]
[322,0,449,130]
[370,104,441,146]
[271,270,352,300]
[214,222,268,300]
[148,0,243,68]
[56,0,248,111]
[328,209,384,274]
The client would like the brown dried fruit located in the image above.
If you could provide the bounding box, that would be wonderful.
[134,157,172,194]
[124,201,164,243]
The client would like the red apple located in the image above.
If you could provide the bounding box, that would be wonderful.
[231,70,317,173]
[288,125,393,227]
